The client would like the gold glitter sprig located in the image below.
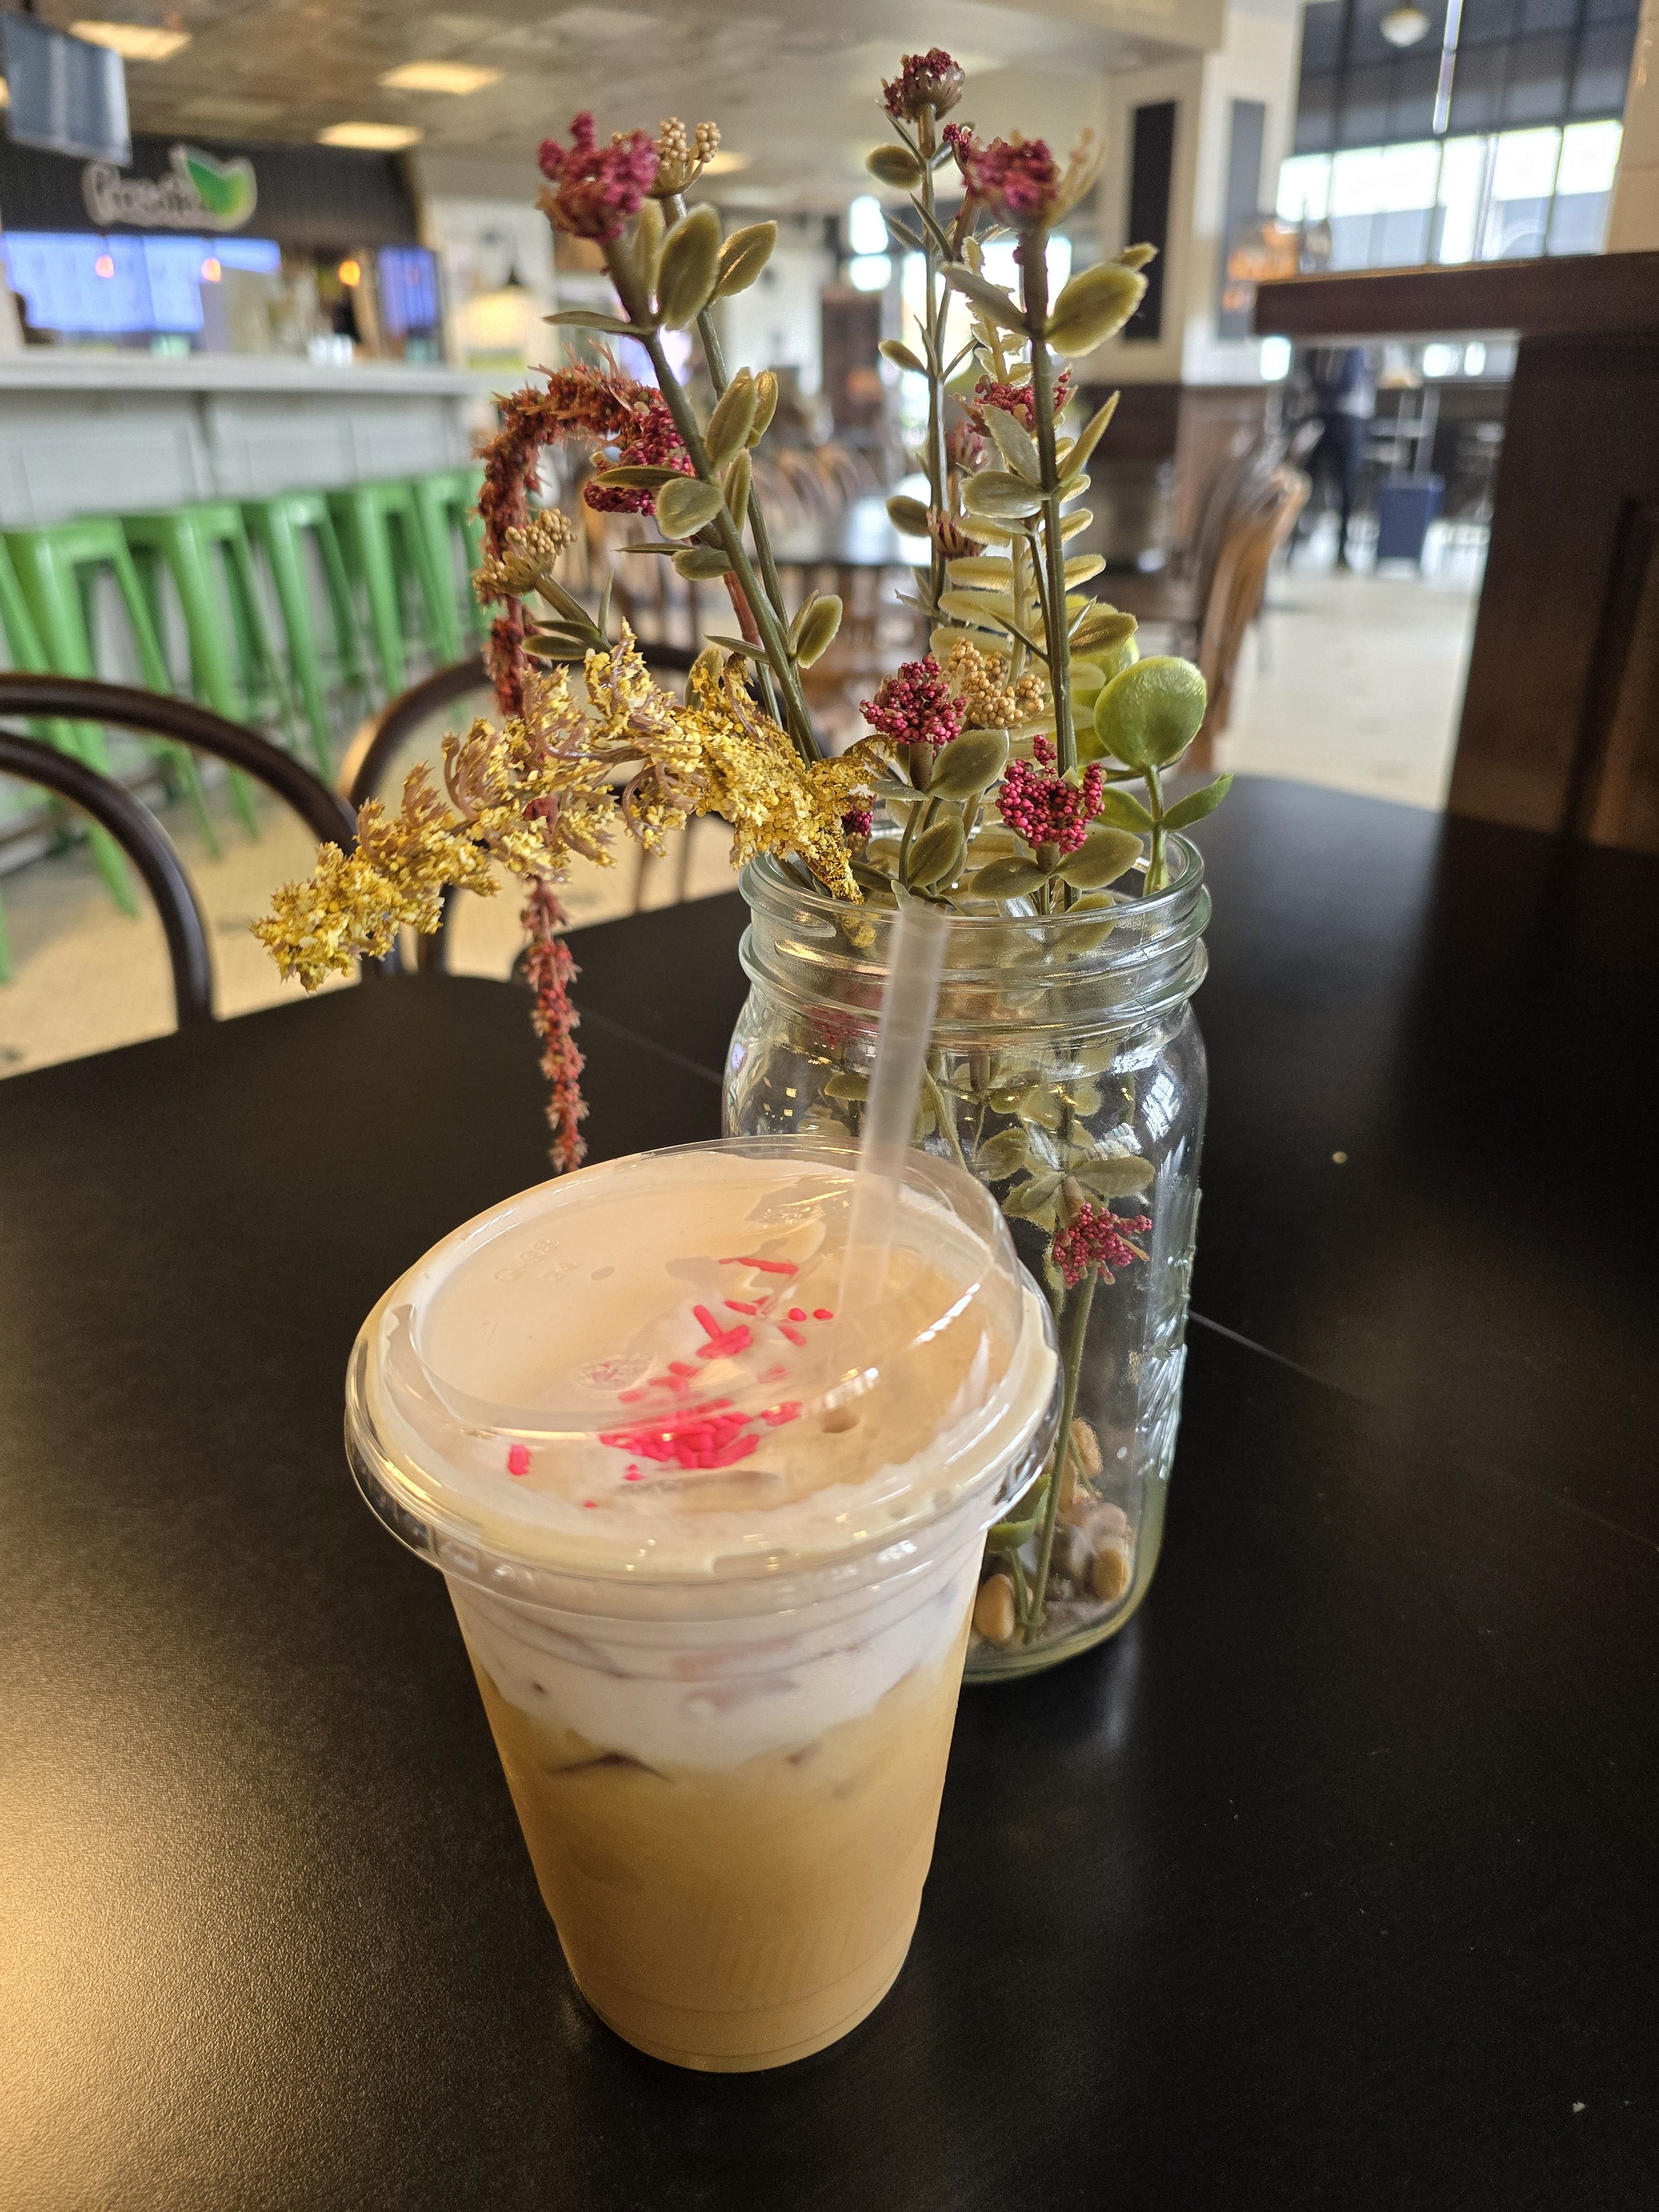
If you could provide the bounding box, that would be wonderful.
[254,627,888,985]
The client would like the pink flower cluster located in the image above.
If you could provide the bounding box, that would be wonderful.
[881,48,965,122]
[584,392,693,514]
[1052,1204,1153,1290]
[841,804,873,842]
[860,656,965,752]
[998,749,1105,855]
[971,371,1073,434]
[944,126,1061,225]
[538,112,659,241]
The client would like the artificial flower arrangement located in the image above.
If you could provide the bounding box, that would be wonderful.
[258,53,1230,1671]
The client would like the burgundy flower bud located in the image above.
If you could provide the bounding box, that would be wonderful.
[538,111,660,242]
[881,48,966,122]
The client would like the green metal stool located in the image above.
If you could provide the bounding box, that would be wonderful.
[3,518,218,870]
[122,502,300,834]
[241,490,370,779]
[329,478,460,696]
[412,466,487,647]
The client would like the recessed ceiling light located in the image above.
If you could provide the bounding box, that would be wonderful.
[317,122,425,150]
[1380,4,1433,44]
[378,61,503,95]
[71,20,192,61]
[703,150,750,175]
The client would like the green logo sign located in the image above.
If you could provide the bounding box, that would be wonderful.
[82,144,258,231]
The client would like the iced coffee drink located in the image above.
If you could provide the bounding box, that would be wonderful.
[346,1138,1056,2070]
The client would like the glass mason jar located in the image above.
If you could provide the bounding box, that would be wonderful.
[723,835,1209,1680]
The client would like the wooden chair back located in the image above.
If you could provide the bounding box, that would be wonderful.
[1191,466,1310,761]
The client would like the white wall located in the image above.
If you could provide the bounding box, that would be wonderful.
[1607,0,1659,247]
[716,234,831,394]
[1093,0,1302,387]
[421,196,557,372]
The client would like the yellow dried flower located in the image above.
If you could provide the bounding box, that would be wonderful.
[253,765,500,989]
[473,510,575,604]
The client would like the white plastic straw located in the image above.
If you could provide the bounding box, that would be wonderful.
[838,901,951,1312]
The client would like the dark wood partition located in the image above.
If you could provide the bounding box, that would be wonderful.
[1255,254,1659,854]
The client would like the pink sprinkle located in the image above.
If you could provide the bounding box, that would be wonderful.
[617,1387,645,1404]
[724,1299,758,1316]
[582,1499,597,1509]
[787,1307,807,1323]
[813,1308,834,1321]
[669,1360,698,1378]
[781,1324,806,1347]
[625,1465,642,1480]
[507,1444,531,1478]
[692,1305,724,1341]
[707,1432,760,1468]
[722,1255,797,1275]
[761,1364,789,1383]
[761,1402,801,1427]
[696,1323,752,1361]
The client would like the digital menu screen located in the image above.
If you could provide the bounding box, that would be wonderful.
[0,232,281,335]
[376,246,440,339]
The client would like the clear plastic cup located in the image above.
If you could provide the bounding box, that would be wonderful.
[345,1136,1057,2071]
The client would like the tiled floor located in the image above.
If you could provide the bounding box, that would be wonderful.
[0,524,1484,1078]
[1212,519,1484,809]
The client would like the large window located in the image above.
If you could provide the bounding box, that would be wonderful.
[1296,0,1636,154]
[1278,117,1622,265]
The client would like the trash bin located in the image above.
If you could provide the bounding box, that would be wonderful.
[1375,474,1444,567]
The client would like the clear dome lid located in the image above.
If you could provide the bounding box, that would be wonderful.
[346,1136,1058,1585]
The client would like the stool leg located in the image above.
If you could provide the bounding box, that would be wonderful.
[340,498,407,696]
[402,502,463,667]
[226,527,300,751]
[312,509,372,707]
[111,538,231,852]
[456,498,487,644]
[256,510,335,778]
[7,542,139,912]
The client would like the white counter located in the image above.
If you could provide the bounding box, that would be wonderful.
[0,353,513,525]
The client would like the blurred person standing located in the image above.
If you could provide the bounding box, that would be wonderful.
[1297,345,1375,570]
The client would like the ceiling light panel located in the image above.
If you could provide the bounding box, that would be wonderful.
[378,61,503,95]
[70,20,192,61]
[317,122,425,150]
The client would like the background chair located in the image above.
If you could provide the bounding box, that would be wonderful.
[1190,465,1311,761]
[0,672,394,1003]
[0,730,212,1029]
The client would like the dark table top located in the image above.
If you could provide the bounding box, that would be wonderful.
[2,776,1655,2210]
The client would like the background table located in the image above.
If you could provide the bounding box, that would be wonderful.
[2,778,1655,2210]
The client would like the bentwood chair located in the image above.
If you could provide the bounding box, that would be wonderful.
[339,646,701,974]
[0,672,397,994]
[1190,465,1311,760]
[0,730,213,1029]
